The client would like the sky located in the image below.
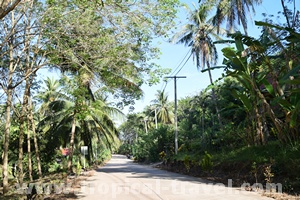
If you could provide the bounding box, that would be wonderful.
[37,0,297,115]
[126,0,293,114]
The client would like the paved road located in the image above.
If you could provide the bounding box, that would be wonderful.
[76,154,272,200]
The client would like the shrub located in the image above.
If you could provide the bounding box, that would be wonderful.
[201,151,213,173]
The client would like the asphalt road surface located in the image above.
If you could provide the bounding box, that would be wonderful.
[76,154,272,200]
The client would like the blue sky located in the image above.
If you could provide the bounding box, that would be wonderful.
[128,0,293,113]
[37,0,297,115]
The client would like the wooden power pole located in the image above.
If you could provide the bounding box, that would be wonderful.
[165,76,186,154]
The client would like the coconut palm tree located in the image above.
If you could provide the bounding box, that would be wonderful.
[38,81,122,169]
[119,113,145,143]
[202,0,262,35]
[44,7,144,172]
[172,3,224,127]
[35,77,64,115]
[86,89,124,155]
[151,90,173,124]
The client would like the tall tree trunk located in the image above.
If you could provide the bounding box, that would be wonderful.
[254,102,264,145]
[246,112,255,146]
[18,77,30,186]
[28,97,42,179]
[87,131,93,164]
[2,11,15,193]
[254,88,284,142]
[262,104,269,145]
[248,73,284,142]
[2,77,13,195]
[202,109,205,134]
[17,14,32,184]
[68,116,77,173]
[27,115,33,181]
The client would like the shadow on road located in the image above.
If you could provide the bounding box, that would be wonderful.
[95,154,214,185]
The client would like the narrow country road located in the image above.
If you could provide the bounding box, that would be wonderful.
[76,154,272,200]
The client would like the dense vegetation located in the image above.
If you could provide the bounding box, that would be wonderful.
[0,0,180,196]
[0,0,299,198]
[119,0,300,195]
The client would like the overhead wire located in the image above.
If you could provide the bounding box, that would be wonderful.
[169,47,192,76]
[159,0,234,94]
[174,51,192,76]
[160,47,192,93]
[159,51,186,92]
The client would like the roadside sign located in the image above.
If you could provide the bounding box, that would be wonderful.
[81,146,88,155]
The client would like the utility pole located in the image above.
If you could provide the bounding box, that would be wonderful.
[144,118,148,134]
[165,76,186,154]
[154,108,158,129]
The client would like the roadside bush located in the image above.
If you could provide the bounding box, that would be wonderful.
[118,143,131,155]
[201,151,213,173]
[97,149,111,164]
[132,125,174,163]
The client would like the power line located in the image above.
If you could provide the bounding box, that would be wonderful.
[160,48,192,92]
[174,52,192,76]
[159,1,230,94]
[170,48,192,76]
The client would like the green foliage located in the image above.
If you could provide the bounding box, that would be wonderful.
[214,142,300,173]
[118,1,300,195]
[183,155,191,172]
[159,151,167,161]
[76,160,82,176]
[48,160,63,173]
[200,151,213,173]
[118,143,132,155]
[220,26,300,144]
[129,125,174,163]
[2,0,299,195]
[152,90,174,124]
[41,149,70,175]
[96,149,112,165]
[43,0,180,103]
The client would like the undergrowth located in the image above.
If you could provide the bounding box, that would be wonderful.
[166,141,300,195]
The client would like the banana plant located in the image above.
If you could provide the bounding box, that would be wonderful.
[221,22,300,143]
[221,32,284,144]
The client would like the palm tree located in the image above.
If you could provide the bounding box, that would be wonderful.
[86,89,123,156]
[36,75,85,173]
[35,77,64,115]
[119,113,145,143]
[38,81,122,169]
[172,3,223,127]
[44,7,144,172]
[203,0,262,35]
[190,92,207,134]
[151,90,173,124]
[27,97,43,179]
[38,90,74,152]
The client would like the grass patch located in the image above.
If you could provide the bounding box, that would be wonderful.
[166,141,300,194]
[212,141,300,194]
[214,141,282,163]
